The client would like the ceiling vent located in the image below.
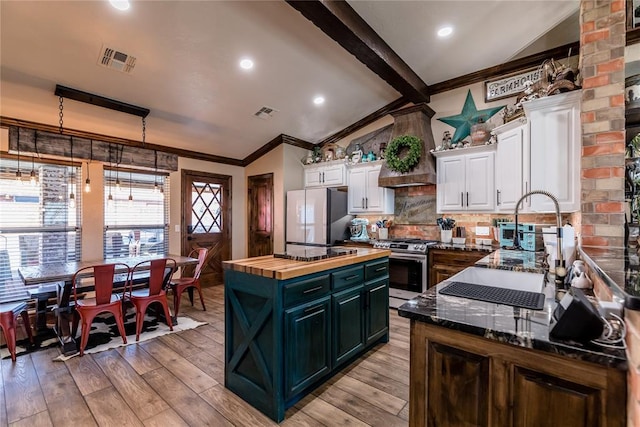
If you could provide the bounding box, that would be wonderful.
[254,106,278,120]
[98,44,137,74]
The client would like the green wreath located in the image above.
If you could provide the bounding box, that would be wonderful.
[385,135,422,173]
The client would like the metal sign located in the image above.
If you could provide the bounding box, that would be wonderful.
[484,67,544,102]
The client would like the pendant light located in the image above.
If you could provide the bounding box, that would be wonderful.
[69,137,75,209]
[107,143,114,209]
[15,129,22,184]
[85,140,92,193]
[29,131,39,186]
[128,169,133,206]
[153,150,159,193]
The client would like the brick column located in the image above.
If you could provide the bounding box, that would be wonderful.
[580,0,626,248]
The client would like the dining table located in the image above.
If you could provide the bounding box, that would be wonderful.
[19,254,199,355]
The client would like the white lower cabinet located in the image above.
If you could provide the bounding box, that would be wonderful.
[495,118,530,212]
[435,145,496,213]
[523,90,581,212]
[347,163,394,214]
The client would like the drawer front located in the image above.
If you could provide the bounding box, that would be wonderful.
[365,259,389,281]
[332,266,364,291]
[283,275,331,308]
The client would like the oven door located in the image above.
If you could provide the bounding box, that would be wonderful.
[388,253,427,299]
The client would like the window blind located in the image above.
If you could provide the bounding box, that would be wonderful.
[0,159,81,288]
[103,169,169,259]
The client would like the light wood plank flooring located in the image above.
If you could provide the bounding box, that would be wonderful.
[0,286,410,426]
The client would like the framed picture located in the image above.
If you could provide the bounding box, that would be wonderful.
[484,66,544,102]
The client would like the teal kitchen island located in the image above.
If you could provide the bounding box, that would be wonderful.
[223,248,391,422]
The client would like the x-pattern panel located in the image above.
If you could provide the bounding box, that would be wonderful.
[191,182,222,233]
[228,288,274,394]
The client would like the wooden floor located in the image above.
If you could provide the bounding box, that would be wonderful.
[0,286,411,426]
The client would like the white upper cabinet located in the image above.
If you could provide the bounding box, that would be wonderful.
[303,161,347,188]
[523,91,581,212]
[347,162,394,214]
[495,117,531,212]
[434,145,496,213]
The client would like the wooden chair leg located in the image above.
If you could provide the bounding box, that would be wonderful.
[5,324,17,362]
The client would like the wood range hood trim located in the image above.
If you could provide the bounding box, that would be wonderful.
[378,103,437,188]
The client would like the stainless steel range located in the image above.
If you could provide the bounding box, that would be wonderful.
[373,238,439,308]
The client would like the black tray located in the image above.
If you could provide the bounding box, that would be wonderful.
[439,281,545,310]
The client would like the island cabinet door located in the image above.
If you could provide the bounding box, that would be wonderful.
[284,296,332,400]
[426,341,490,427]
[364,277,389,346]
[332,285,365,368]
[511,367,603,427]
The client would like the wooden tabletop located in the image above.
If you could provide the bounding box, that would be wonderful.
[223,248,391,280]
[18,254,198,286]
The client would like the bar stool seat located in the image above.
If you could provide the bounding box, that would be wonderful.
[0,301,33,362]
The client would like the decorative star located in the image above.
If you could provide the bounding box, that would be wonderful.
[438,90,505,144]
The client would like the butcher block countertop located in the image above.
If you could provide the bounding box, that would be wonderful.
[222,248,391,280]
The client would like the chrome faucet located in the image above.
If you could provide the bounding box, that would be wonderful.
[514,190,566,285]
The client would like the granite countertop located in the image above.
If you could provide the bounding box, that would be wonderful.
[579,246,639,310]
[222,247,390,280]
[398,281,627,370]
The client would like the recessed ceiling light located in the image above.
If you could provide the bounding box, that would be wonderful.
[313,96,325,105]
[239,58,254,70]
[109,0,130,11]
[437,26,453,38]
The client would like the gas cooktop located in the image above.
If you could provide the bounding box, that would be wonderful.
[373,238,439,254]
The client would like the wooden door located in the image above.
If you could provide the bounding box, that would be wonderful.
[364,277,389,345]
[332,285,365,368]
[182,170,231,286]
[248,173,273,257]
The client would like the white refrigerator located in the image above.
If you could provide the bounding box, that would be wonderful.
[286,188,352,247]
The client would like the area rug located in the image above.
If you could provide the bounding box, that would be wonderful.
[1,307,206,361]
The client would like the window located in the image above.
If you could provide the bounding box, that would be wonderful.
[103,168,169,259]
[0,158,81,287]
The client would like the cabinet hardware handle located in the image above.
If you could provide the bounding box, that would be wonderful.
[461,192,464,206]
[365,197,368,209]
[319,172,322,183]
[304,304,324,313]
[466,192,469,207]
[303,286,323,294]
[362,197,365,208]
[496,190,501,206]
[345,275,359,281]
[375,267,387,272]
[322,172,325,182]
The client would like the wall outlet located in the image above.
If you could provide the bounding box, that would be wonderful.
[174,225,180,233]
[371,224,377,232]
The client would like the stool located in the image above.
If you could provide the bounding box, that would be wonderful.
[0,301,33,362]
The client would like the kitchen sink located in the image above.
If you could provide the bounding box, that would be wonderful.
[447,267,545,294]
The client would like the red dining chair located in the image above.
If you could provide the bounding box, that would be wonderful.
[0,301,33,362]
[71,263,129,356]
[170,248,207,317]
[126,258,176,341]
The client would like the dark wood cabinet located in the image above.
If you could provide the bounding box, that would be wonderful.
[427,342,490,427]
[284,296,332,400]
[428,248,487,288]
[332,285,365,367]
[409,321,625,427]
[225,257,389,422]
[365,277,389,345]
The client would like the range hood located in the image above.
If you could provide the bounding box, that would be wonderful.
[378,103,437,188]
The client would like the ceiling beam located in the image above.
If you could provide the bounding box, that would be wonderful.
[286,0,430,104]
[55,85,150,118]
